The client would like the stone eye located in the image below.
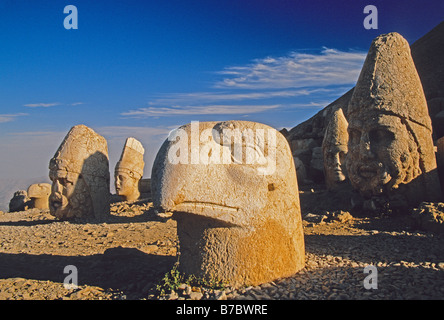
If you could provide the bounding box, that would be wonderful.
[348,128,361,145]
[369,128,395,145]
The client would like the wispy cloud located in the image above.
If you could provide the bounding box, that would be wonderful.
[215,48,366,89]
[24,102,61,108]
[122,104,281,118]
[0,113,28,123]
[146,89,327,106]
[120,47,365,119]
[96,126,171,139]
[23,102,84,108]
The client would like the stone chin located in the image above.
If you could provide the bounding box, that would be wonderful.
[49,194,70,218]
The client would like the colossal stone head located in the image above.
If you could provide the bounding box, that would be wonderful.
[346,33,442,205]
[27,183,51,209]
[115,137,145,201]
[49,125,110,219]
[322,108,349,190]
[151,120,305,287]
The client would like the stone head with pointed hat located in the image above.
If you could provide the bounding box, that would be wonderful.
[115,137,145,201]
[346,32,442,205]
[49,125,110,219]
[322,108,349,190]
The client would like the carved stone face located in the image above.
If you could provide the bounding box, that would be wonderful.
[49,169,93,219]
[115,170,140,201]
[114,137,144,202]
[346,113,419,197]
[48,125,110,220]
[324,144,347,184]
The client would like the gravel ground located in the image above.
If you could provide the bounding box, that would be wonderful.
[0,193,443,300]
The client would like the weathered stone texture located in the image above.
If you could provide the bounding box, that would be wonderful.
[152,120,305,287]
[322,108,349,190]
[27,183,51,209]
[346,32,441,206]
[49,124,110,220]
[115,137,145,201]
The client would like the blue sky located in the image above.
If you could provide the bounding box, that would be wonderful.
[0,0,443,180]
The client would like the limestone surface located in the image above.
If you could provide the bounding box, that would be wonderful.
[151,120,305,287]
[27,183,51,209]
[115,137,145,201]
[48,124,110,220]
[322,108,349,190]
[346,32,442,206]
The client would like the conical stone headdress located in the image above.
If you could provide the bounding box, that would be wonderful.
[347,32,441,202]
[115,137,145,180]
[323,108,349,149]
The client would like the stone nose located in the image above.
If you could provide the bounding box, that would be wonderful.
[360,133,375,160]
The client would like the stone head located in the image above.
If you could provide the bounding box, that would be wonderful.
[151,120,305,287]
[322,108,349,190]
[49,125,110,219]
[346,32,441,203]
[27,183,51,209]
[115,137,145,201]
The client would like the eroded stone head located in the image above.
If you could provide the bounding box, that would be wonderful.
[346,32,442,205]
[322,108,349,190]
[151,120,305,287]
[27,183,51,209]
[49,125,110,219]
[115,137,145,201]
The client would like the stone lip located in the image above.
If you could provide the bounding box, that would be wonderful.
[172,201,242,225]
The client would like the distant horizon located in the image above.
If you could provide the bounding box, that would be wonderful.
[1,1,443,181]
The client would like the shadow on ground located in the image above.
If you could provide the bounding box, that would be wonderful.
[0,247,176,299]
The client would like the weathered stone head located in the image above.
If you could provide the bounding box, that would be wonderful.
[115,137,145,201]
[49,125,110,219]
[151,120,305,287]
[9,190,29,212]
[27,183,51,209]
[346,33,442,205]
[322,108,349,190]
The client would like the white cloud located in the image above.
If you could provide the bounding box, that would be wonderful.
[120,47,364,119]
[0,113,28,123]
[214,48,366,89]
[23,102,84,108]
[121,104,281,118]
[24,102,61,108]
[146,89,325,106]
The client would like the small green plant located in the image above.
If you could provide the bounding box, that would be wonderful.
[155,262,184,295]
[155,263,227,295]
[185,274,227,291]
